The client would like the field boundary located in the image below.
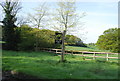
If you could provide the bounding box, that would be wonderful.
[40,48,119,61]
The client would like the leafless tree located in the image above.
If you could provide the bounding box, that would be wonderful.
[28,2,49,51]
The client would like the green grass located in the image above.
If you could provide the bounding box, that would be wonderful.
[65,46,111,52]
[2,50,119,79]
[65,46,118,62]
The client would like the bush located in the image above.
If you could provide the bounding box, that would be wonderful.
[18,25,61,51]
[65,35,87,47]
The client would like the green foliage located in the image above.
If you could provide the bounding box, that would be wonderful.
[66,35,79,45]
[2,50,118,79]
[18,25,86,51]
[18,25,36,51]
[96,28,119,53]
[18,25,60,51]
[65,35,87,47]
[88,43,96,46]
[37,29,56,48]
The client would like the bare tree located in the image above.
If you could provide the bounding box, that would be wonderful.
[28,2,48,29]
[28,2,48,51]
[53,0,85,62]
[16,16,30,26]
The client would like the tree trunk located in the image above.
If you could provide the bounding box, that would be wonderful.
[61,30,66,62]
[35,31,39,51]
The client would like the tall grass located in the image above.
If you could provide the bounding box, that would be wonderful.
[2,50,118,79]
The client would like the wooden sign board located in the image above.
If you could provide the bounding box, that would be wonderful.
[55,32,62,44]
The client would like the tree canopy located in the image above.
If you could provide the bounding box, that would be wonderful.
[18,25,56,51]
[96,28,119,53]
[65,35,87,47]
[17,25,85,51]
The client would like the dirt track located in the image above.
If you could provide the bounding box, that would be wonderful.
[2,71,40,81]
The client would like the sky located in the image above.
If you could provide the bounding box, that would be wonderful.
[75,2,118,43]
[0,0,118,44]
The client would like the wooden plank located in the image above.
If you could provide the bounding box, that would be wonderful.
[73,54,118,59]
[52,49,62,51]
[56,52,62,54]
[43,48,119,54]
[108,57,118,59]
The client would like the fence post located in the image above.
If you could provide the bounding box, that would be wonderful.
[71,51,73,55]
[93,53,96,60]
[106,53,109,61]
[82,52,85,60]
[49,48,51,52]
[56,49,57,53]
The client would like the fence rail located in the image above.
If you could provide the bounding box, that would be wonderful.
[40,48,119,61]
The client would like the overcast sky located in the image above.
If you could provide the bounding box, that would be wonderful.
[0,0,118,44]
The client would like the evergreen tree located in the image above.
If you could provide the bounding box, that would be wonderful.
[0,0,21,50]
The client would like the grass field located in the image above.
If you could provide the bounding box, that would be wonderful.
[65,46,118,62]
[2,50,119,79]
[65,46,111,52]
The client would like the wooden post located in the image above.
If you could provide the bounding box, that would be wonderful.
[93,53,96,60]
[106,53,109,61]
[82,52,85,60]
[71,51,73,55]
[56,49,57,53]
[49,48,51,52]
